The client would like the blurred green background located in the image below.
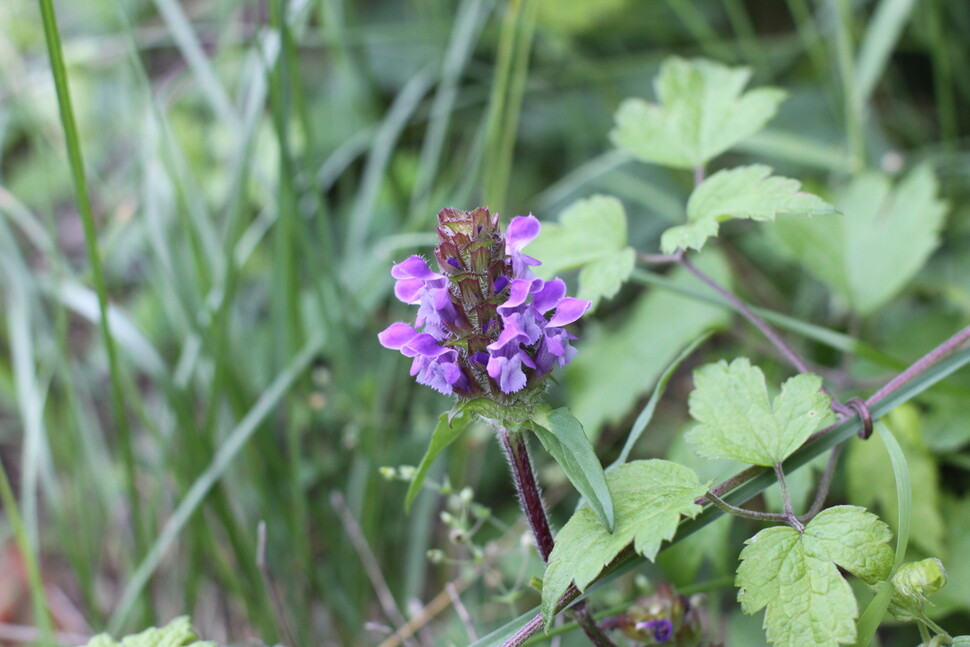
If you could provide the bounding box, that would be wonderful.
[1,0,968,645]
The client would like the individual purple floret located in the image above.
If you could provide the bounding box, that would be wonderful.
[377,207,590,400]
[635,619,674,643]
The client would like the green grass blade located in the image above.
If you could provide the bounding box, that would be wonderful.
[108,331,325,632]
[609,332,711,469]
[38,0,146,562]
[877,422,911,569]
[855,0,918,107]
[0,459,52,642]
[150,0,239,126]
[852,422,910,647]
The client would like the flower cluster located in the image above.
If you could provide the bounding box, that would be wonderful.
[378,207,591,400]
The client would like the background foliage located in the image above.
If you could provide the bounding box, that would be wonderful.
[0,0,968,645]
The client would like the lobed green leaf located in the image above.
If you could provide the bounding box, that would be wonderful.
[736,506,893,647]
[526,194,634,310]
[775,163,948,315]
[540,460,707,629]
[611,57,786,169]
[686,358,835,467]
[80,617,215,647]
[661,165,834,254]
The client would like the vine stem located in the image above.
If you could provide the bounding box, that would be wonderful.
[677,255,853,417]
[865,324,970,407]
[498,428,616,647]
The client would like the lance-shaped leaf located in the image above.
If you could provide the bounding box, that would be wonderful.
[661,165,836,254]
[736,506,893,647]
[611,57,786,169]
[686,358,834,467]
[541,460,707,628]
[406,411,471,511]
[530,407,614,532]
[525,195,635,310]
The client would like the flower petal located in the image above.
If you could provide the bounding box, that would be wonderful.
[391,256,441,280]
[498,278,541,314]
[394,278,424,304]
[506,215,541,253]
[547,297,591,327]
[532,278,566,313]
[377,322,418,350]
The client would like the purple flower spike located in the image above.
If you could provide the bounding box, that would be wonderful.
[378,207,589,401]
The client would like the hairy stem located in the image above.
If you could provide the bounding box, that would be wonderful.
[498,428,615,647]
[499,427,554,561]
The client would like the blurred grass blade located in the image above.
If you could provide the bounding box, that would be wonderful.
[108,331,324,632]
[38,0,145,560]
[609,332,711,469]
[0,461,53,642]
[4,266,54,550]
[150,0,239,126]
[855,0,918,106]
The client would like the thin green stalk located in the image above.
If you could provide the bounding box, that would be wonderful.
[483,0,536,211]
[831,0,865,172]
[38,0,147,571]
[927,0,957,152]
[0,460,52,643]
[267,0,310,636]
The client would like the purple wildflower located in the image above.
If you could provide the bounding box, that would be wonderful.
[378,207,590,400]
[635,619,674,643]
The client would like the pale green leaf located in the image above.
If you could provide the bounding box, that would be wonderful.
[526,195,634,310]
[80,617,215,647]
[686,358,835,466]
[659,219,719,255]
[736,506,893,647]
[661,165,834,254]
[541,460,707,628]
[405,412,470,512]
[531,407,614,532]
[610,57,786,169]
[775,164,948,315]
[567,251,731,438]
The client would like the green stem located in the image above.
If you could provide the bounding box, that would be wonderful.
[38,0,147,575]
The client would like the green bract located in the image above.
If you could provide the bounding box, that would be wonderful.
[660,164,836,254]
[611,57,786,169]
[686,358,835,467]
[540,460,708,629]
[737,506,893,647]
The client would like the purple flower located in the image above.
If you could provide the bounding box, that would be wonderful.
[635,619,674,643]
[378,208,590,400]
